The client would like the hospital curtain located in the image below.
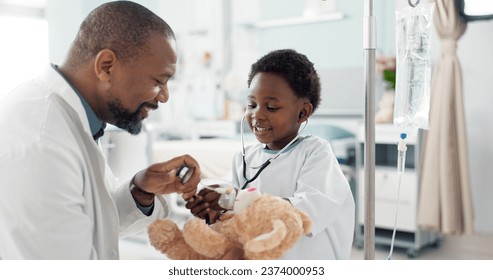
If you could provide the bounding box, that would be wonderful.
[417,0,474,234]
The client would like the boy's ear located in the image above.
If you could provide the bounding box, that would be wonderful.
[298,102,313,122]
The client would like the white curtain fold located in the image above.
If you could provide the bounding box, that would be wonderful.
[417,0,474,234]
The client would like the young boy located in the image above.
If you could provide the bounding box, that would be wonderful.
[189,49,355,260]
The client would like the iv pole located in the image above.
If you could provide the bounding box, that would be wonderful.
[363,0,376,260]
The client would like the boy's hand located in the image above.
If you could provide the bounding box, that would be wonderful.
[186,185,224,223]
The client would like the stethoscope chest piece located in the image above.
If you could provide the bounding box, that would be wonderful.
[177,164,194,184]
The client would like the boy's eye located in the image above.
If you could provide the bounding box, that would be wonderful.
[267,107,278,112]
[247,104,256,109]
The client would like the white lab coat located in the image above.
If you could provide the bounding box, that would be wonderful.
[231,135,355,260]
[0,66,168,259]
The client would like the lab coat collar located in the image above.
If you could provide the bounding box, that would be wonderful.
[50,64,106,141]
[38,65,95,142]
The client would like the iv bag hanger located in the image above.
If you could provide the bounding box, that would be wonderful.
[409,0,420,8]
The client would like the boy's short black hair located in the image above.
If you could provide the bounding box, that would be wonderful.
[247,49,321,112]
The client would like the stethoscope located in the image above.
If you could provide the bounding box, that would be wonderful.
[239,113,308,189]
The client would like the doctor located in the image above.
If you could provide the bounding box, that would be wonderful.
[0,1,200,259]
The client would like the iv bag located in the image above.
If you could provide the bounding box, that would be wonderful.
[394,3,435,131]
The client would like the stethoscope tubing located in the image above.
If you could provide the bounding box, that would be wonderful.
[240,114,308,189]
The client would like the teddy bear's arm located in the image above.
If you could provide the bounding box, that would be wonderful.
[183,218,231,259]
[244,219,286,253]
[148,219,213,260]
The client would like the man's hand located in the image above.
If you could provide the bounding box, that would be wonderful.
[132,154,201,200]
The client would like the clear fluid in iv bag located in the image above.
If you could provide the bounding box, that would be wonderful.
[394,4,434,131]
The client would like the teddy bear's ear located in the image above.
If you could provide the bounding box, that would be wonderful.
[244,219,287,253]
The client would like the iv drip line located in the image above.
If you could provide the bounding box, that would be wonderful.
[387,133,407,260]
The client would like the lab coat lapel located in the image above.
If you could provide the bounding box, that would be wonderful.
[40,66,120,259]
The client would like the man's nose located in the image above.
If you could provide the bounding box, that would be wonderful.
[155,87,169,103]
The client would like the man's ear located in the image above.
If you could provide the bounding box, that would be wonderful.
[94,49,116,82]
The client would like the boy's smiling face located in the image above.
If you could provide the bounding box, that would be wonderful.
[246,72,310,151]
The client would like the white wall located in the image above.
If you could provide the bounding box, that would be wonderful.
[47,0,159,64]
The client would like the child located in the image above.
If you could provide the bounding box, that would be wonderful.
[189,49,355,260]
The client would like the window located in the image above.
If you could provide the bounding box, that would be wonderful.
[456,0,493,22]
[0,0,48,96]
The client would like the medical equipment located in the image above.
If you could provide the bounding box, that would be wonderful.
[394,0,434,132]
[387,133,407,260]
[239,114,308,189]
[192,178,238,224]
[397,133,408,175]
[177,164,194,184]
[386,0,434,260]
[201,181,237,210]
[363,0,377,260]
[178,165,236,210]
[196,114,309,220]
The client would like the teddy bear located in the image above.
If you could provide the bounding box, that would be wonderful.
[147,188,312,260]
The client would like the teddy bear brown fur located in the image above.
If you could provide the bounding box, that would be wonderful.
[147,193,312,260]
